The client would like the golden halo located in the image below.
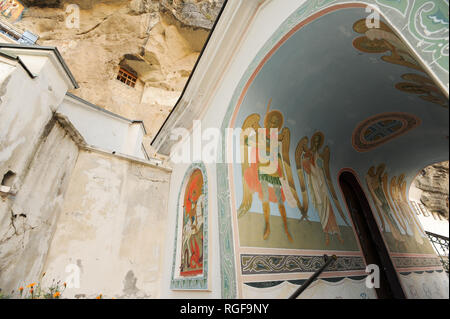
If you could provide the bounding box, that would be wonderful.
[264,110,284,130]
[310,131,325,149]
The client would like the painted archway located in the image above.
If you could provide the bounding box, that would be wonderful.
[216,1,449,299]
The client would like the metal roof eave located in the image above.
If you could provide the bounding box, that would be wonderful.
[0,43,79,89]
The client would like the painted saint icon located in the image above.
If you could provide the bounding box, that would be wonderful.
[180,169,205,277]
[0,0,24,22]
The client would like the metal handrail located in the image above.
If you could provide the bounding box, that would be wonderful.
[426,231,449,273]
[426,231,450,243]
[288,254,337,299]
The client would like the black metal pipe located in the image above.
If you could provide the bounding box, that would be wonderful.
[288,254,337,299]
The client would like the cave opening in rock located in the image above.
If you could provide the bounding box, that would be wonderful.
[410,161,449,221]
[1,170,16,187]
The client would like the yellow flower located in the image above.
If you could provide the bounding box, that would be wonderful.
[53,291,61,298]
[96,294,103,299]
[26,283,36,288]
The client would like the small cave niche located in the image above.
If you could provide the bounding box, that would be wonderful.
[1,170,16,188]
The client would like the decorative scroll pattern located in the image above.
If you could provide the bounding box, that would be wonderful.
[217,0,448,299]
[392,256,443,269]
[241,255,365,275]
[217,165,237,298]
[253,0,448,87]
[297,0,449,85]
[376,0,449,76]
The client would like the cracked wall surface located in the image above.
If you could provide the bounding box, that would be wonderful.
[1,49,171,297]
[1,55,74,296]
[1,50,69,294]
[40,149,170,299]
[0,121,79,294]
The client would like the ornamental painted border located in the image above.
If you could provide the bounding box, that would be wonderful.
[241,255,366,275]
[170,162,209,290]
[216,0,448,299]
[392,256,443,269]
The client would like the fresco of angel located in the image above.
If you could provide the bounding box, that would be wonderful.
[352,19,447,108]
[366,164,405,247]
[237,100,309,243]
[295,132,350,245]
[237,99,348,246]
[352,19,422,71]
[389,174,425,245]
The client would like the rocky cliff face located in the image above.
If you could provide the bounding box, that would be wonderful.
[414,161,449,220]
[15,0,224,154]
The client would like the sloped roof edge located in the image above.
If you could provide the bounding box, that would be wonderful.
[0,42,79,89]
[65,92,148,135]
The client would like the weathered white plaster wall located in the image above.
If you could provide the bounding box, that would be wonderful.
[58,94,147,160]
[1,44,171,299]
[0,51,76,293]
[0,121,79,293]
[41,150,171,299]
[0,53,70,195]
[399,271,449,299]
[242,278,377,299]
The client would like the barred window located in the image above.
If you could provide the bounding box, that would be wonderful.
[116,68,137,88]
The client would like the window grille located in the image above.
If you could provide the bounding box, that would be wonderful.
[116,68,137,88]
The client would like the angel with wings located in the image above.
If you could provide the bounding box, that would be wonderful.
[237,100,309,243]
[366,164,405,247]
[390,174,425,245]
[295,132,349,245]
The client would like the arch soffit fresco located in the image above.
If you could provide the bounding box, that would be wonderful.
[215,0,449,298]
